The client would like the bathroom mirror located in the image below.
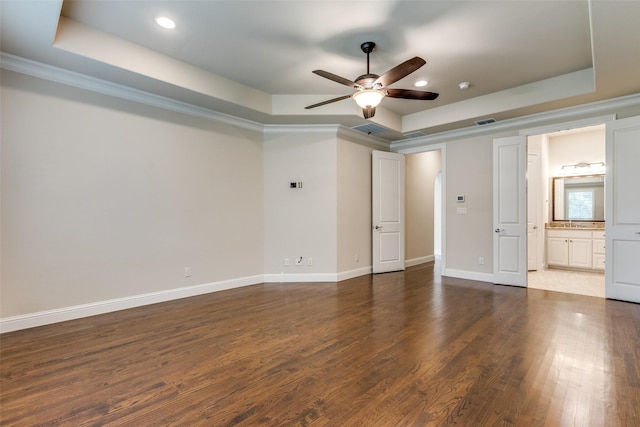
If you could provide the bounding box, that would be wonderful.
[552,175,605,221]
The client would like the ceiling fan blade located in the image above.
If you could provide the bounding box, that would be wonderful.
[312,70,358,88]
[374,57,426,88]
[305,94,353,109]
[385,88,439,100]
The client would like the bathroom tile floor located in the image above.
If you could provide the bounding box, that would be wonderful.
[527,268,605,298]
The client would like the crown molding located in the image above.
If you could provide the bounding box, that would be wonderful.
[263,123,340,135]
[264,123,390,150]
[391,92,640,151]
[0,52,264,133]
[4,53,639,150]
[336,125,391,149]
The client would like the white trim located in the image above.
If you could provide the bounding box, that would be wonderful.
[263,124,390,150]
[263,267,373,283]
[337,266,373,281]
[405,255,435,267]
[444,269,494,284]
[336,126,391,150]
[0,275,263,333]
[263,124,340,135]
[263,273,339,283]
[4,52,637,149]
[391,93,640,149]
[0,53,264,133]
[518,114,616,136]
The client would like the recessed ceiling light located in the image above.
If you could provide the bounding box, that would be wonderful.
[414,80,428,87]
[458,81,471,90]
[155,16,175,29]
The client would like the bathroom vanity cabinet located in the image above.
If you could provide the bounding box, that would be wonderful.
[546,228,605,271]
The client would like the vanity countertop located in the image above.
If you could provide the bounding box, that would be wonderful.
[545,222,605,230]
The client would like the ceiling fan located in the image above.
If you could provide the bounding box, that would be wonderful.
[305,41,439,119]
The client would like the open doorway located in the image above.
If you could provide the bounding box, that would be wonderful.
[405,149,443,274]
[526,124,606,298]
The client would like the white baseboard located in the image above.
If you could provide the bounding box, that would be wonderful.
[405,255,435,267]
[443,268,494,283]
[1,266,495,333]
[263,272,339,283]
[337,266,372,281]
[0,275,263,333]
[263,267,372,283]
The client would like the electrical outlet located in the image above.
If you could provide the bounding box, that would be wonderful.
[355,253,359,262]
[295,256,303,266]
[307,257,313,266]
[184,267,192,277]
[478,257,485,265]
[284,258,290,266]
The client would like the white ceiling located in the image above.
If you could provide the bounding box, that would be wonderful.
[2,1,639,141]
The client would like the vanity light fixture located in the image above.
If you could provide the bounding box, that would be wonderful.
[155,16,176,29]
[414,80,428,87]
[559,161,605,175]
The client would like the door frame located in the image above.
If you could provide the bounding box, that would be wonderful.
[527,152,542,271]
[396,143,447,273]
[519,114,616,285]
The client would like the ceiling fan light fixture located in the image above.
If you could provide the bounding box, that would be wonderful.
[353,89,385,108]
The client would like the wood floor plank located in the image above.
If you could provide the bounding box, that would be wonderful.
[2,263,639,426]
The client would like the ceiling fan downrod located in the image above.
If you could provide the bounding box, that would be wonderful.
[361,41,376,75]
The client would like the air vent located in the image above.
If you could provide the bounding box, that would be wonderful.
[403,131,427,139]
[352,122,389,136]
[474,118,497,126]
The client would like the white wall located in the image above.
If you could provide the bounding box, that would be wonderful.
[548,128,605,176]
[263,128,378,280]
[1,70,264,318]
[3,61,640,328]
[337,136,374,275]
[445,133,509,275]
[263,128,338,278]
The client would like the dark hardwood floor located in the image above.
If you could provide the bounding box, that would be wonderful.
[1,263,639,426]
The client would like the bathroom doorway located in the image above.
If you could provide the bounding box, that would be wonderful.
[525,123,606,297]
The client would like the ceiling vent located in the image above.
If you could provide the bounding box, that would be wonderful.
[404,131,427,139]
[474,118,497,126]
[352,122,389,136]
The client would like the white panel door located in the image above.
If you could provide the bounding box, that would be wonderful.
[605,115,640,303]
[372,151,405,274]
[493,136,527,286]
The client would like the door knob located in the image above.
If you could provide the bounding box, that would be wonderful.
[495,228,503,233]
[375,225,383,230]
[533,225,538,230]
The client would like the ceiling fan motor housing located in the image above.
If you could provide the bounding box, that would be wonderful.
[355,74,381,89]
